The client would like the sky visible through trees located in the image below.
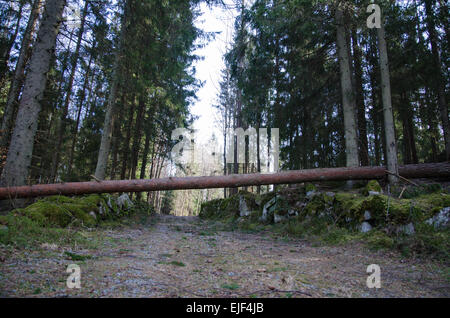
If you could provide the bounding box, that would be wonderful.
[0,0,448,213]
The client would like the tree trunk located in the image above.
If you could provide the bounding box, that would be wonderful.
[139,128,151,180]
[424,0,450,160]
[121,94,135,180]
[0,0,66,188]
[109,90,124,180]
[94,1,129,180]
[68,46,95,175]
[0,1,24,84]
[351,26,369,166]
[399,92,418,164]
[377,23,399,183]
[51,0,89,181]
[1,0,42,148]
[130,95,145,179]
[1,162,449,199]
[336,5,359,169]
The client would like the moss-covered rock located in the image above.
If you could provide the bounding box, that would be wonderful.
[202,187,450,230]
[199,198,223,219]
[238,191,258,217]
[362,180,383,196]
[15,201,74,227]
[9,194,133,228]
[333,192,365,226]
[197,185,450,260]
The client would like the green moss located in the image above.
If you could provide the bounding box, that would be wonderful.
[365,231,394,250]
[0,215,8,225]
[259,191,277,207]
[220,195,239,217]
[273,195,290,216]
[7,194,142,230]
[333,192,450,226]
[198,187,450,261]
[305,183,316,193]
[199,198,222,219]
[320,227,357,245]
[27,210,47,225]
[42,195,77,204]
[238,190,258,210]
[392,183,443,199]
[249,210,262,222]
[64,251,92,261]
[414,193,450,215]
[221,283,240,290]
[17,201,73,227]
[303,193,327,216]
[333,192,365,224]
[169,261,186,267]
[0,214,99,249]
[362,180,382,196]
[393,222,450,258]
[199,194,243,221]
[64,204,97,227]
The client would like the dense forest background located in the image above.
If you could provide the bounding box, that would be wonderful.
[0,0,448,214]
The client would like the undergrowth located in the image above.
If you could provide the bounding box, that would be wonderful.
[0,196,155,249]
[199,182,450,262]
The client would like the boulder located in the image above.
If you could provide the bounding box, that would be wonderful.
[274,213,288,224]
[261,196,277,222]
[426,207,450,229]
[363,180,383,196]
[239,195,251,217]
[360,222,372,233]
[306,190,316,199]
[117,194,133,210]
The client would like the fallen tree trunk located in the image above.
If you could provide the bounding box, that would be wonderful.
[0,163,448,199]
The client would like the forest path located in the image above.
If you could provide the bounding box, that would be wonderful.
[0,215,448,297]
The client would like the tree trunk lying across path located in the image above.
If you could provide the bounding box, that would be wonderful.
[0,163,448,200]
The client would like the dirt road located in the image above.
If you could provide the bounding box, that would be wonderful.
[0,215,448,297]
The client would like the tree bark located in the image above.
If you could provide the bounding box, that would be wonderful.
[121,94,135,180]
[0,1,24,84]
[377,23,399,183]
[336,5,359,169]
[424,0,450,160]
[399,92,418,164]
[68,45,95,175]
[351,26,369,166]
[1,0,42,148]
[50,0,89,181]
[0,0,66,188]
[130,95,145,179]
[94,1,128,180]
[0,162,448,199]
